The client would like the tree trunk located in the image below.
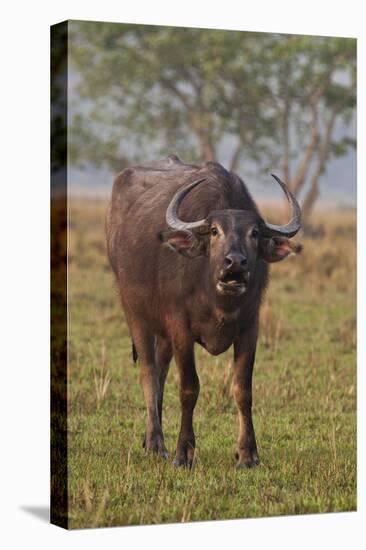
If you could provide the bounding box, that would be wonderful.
[290,103,319,195]
[301,178,319,223]
[190,111,216,162]
[229,142,242,172]
[301,108,338,225]
[198,133,216,161]
[229,121,246,171]
[282,97,290,185]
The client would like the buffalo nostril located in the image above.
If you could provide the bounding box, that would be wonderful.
[225,254,247,269]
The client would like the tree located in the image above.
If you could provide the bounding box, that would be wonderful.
[265,35,356,221]
[69,22,356,222]
[69,22,276,170]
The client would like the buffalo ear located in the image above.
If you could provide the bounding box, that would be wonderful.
[260,236,303,263]
[158,229,207,258]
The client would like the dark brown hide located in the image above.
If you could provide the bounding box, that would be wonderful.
[106,155,301,468]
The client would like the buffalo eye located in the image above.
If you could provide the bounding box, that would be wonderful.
[210,227,218,237]
[251,227,259,239]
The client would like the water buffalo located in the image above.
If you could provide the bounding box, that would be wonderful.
[106,154,302,468]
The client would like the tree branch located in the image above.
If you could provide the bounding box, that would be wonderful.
[229,120,246,171]
[160,77,193,112]
[290,101,319,195]
[159,76,216,160]
[282,96,290,184]
[301,108,338,221]
[283,63,335,194]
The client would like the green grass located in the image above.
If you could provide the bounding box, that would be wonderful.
[66,201,356,528]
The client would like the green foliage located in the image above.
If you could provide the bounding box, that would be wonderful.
[67,23,356,224]
[66,201,356,528]
[66,24,264,167]
[331,136,356,158]
[68,22,355,177]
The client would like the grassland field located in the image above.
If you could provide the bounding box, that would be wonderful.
[66,199,356,529]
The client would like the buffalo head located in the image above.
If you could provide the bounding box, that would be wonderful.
[161,174,302,297]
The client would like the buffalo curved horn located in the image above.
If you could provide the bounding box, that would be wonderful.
[260,174,302,238]
[166,178,208,231]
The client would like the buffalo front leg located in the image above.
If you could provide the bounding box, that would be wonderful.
[172,341,199,468]
[133,326,168,459]
[233,322,260,469]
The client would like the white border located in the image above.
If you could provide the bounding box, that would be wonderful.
[1,1,364,548]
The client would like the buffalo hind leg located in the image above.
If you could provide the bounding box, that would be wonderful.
[142,336,172,449]
[173,340,199,468]
[233,322,260,469]
[156,337,172,427]
[132,324,168,459]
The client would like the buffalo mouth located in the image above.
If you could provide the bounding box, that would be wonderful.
[216,270,248,295]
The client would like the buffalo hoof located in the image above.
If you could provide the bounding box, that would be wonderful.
[173,438,195,469]
[172,456,194,469]
[235,450,260,469]
[159,449,170,460]
[236,459,260,469]
[145,444,169,460]
[143,433,169,459]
